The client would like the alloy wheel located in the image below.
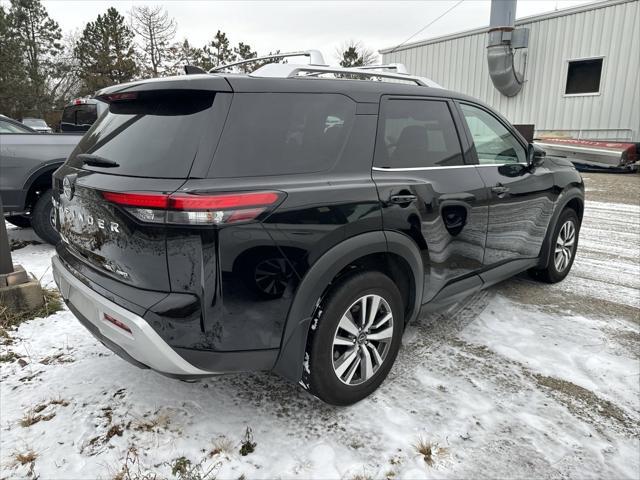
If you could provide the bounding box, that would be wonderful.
[331,294,394,386]
[554,219,576,272]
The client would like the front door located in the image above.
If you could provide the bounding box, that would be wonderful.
[456,102,557,267]
[372,96,490,303]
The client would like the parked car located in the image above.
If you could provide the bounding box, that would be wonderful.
[59,97,107,133]
[1,125,82,243]
[51,62,584,406]
[21,117,53,134]
[0,114,36,134]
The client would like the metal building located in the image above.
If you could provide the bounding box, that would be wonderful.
[380,0,640,142]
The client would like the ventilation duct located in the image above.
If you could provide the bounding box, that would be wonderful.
[487,0,529,97]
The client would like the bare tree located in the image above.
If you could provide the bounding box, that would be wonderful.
[130,5,176,77]
[335,40,378,67]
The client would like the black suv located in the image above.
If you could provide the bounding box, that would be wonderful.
[51,64,584,405]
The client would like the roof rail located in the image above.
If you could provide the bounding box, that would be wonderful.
[356,63,409,74]
[209,49,326,73]
[250,63,442,88]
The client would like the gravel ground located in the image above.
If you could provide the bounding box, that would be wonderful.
[1,172,638,479]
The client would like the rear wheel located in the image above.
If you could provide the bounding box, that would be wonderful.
[529,208,579,283]
[304,271,404,405]
[31,189,59,245]
[5,215,31,228]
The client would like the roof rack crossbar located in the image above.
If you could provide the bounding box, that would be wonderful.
[209,49,326,73]
[250,63,442,88]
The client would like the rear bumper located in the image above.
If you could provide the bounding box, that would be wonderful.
[52,255,216,376]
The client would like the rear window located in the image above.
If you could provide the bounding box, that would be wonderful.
[209,93,355,177]
[67,91,216,178]
[62,105,97,125]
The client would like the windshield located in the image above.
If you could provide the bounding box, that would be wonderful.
[0,119,33,133]
[67,90,217,178]
[23,118,48,128]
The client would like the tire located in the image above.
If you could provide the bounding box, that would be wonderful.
[5,215,31,228]
[529,208,579,283]
[304,271,404,406]
[31,189,60,245]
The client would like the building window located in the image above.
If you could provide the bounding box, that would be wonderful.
[565,58,603,95]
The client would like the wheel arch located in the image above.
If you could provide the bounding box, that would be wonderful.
[537,187,584,269]
[21,160,64,212]
[272,230,423,383]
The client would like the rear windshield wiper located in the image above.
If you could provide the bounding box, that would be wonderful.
[77,153,120,168]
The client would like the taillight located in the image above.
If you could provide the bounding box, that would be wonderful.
[101,191,283,225]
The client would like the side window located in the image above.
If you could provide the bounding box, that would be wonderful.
[375,99,464,169]
[460,103,526,165]
[210,93,355,177]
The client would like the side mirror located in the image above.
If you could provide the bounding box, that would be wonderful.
[528,143,546,168]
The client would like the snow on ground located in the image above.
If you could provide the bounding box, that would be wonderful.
[1,177,639,479]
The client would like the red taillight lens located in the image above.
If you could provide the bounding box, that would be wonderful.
[101,191,283,225]
[102,191,169,208]
[169,192,280,210]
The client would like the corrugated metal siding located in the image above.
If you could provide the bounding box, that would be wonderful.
[382,0,640,141]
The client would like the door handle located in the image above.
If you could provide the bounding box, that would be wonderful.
[491,184,510,195]
[389,194,417,204]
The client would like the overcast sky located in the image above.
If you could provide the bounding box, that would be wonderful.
[36,0,592,62]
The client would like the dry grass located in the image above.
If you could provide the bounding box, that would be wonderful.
[0,287,63,330]
[14,450,37,465]
[19,410,55,428]
[134,411,171,432]
[414,437,449,467]
[209,436,234,457]
[14,449,38,477]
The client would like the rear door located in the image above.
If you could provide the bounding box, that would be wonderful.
[456,102,557,266]
[372,96,489,302]
[54,89,228,292]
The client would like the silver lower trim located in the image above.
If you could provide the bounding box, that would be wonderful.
[52,255,213,376]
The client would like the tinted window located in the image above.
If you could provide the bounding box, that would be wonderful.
[460,103,526,165]
[375,99,463,168]
[61,106,76,124]
[566,58,602,95]
[67,91,216,178]
[209,93,355,177]
[0,119,32,133]
[75,105,98,126]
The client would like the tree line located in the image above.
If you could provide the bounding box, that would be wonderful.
[0,0,376,119]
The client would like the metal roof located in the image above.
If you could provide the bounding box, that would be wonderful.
[379,0,635,54]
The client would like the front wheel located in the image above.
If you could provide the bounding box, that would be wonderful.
[304,271,404,406]
[529,208,579,283]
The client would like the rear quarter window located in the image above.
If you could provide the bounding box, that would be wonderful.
[209,93,356,177]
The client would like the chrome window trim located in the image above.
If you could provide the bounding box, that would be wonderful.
[372,163,527,172]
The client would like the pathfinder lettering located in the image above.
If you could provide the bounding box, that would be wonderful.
[63,207,120,233]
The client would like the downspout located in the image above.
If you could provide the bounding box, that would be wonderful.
[487,0,529,97]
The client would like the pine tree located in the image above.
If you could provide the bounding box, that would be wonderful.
[337,41,377,68]
[233,42,257,73]
[8,0,64,113]
[74,7,138,94]
[166,38,203,75]
[0,6,29,117]
[202,30,236,70]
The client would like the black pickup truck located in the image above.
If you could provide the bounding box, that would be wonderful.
[0,114,81,243]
